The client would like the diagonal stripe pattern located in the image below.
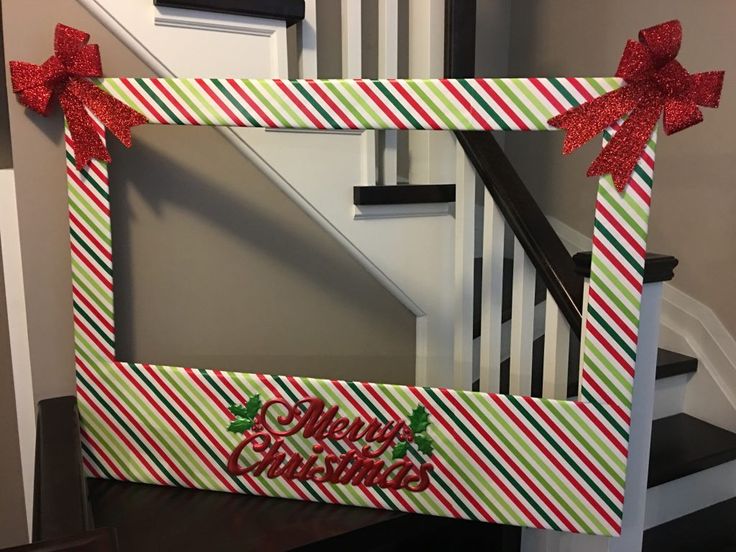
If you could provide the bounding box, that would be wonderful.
[68,76,655,536]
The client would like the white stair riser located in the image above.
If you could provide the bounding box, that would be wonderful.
[645,459,736,529]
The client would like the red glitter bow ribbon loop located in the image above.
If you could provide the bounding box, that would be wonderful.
[9,23,147,169]
[549,20,724,191]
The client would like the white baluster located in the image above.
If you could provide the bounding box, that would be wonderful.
[542,293,570,399]
[341,0,376,186]
[298,0,318,78]
[378,0,398,185]
[408,0,454,184]
[479,191,505,393]
[510,239,536,395]
[453,145,476,390]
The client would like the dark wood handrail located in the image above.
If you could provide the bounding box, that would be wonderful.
[153,0,305,26]
[444,0,584,335]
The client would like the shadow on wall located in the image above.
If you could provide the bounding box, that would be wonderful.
[107,125,416,385]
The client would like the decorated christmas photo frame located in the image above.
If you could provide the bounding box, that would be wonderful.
[11,21,723,537]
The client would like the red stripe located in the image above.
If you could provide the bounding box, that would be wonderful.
[114,362,239,492]
[195,79,245,126]
[440,80,491,130]
[389,81,441,130]
[579,404,628,458]
[67,168,110,217]
[582,370,631,426]
[73,287,114,334]
[595,200,645,258]
[355,80,407,129]
[120,79,168,124]
[151,78,200,125]
[78,386,169,486]
[567,78,595,102]
[586,321,635,379]
[361,383,494,521]
[228,80,277,127]
[476,80,529,129]
[306,80,357,129]
[77,357,196,487]
[410,387,539,525]
[591,235,643,294]
[530,78,566,114]
[253,375,344,504]
[70,242,112,291]
[627,177,652,207]
[588,287,638,344]
[521,397,625,503]
[74,313,114,360]
[274,80,325,129]
[442,390,578,532]
[79,425,127,480]
[282,376,400,509]
[70,212,111,262]
[491,395,621,532]
[65,142,109,185]
[81,456,101,478]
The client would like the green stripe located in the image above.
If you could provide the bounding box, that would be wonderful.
[80,441,113,479]
[495,80,545,128]
[424,388,561,529]
[291,81,340,129]
[580,389,629,442]
[78,371,179,485]
[506,396,623,518]
[591,255,640,309]
[549,78,579,107]
[424,80,473,129]
[583,354,631,408]
[73,301,114,349]
[405,81,455,129]
[594,220,643,276]
[136,78,184,124]
[259,80,308,128]
[372,81,423,129]
[458,394,601,533]
[323,81,371,128]
[587,305,637,361]
[458,79,510,130]
[509,79,554,122]
[339,81,389,128]
[70,228,112,277]
[599,185,647,241]
[241,80,291,127]
[166,78,214,125]
[211,80,261,127]
[182,79,230,125]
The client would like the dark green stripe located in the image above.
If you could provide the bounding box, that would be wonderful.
[73,301,114,349]
[291,81,340,129]
[372,81,423,129]
[593,220,643,276]
[70,228,113,278]
[136,79,184,124]
[458,80,511,130]
[211,80,261,127]
[549,78,579,107]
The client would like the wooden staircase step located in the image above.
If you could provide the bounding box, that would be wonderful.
[353,184,456,205]
[643,497,736,551]
[648,414,736,488]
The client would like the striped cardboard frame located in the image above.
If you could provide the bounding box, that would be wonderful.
[70,77,654,536]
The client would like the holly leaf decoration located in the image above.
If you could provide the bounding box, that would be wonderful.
[226,394,262,434]
[408,406,430,434]
[227,416,254,434]
[415,434,434,456]
[392,441,409,460]
[228,404,249,418]
[244,394,262,418]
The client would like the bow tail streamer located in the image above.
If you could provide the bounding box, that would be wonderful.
[59,86,110,169]
[68,79,148,147]
[586,97,663,191]
[549,85,642,154]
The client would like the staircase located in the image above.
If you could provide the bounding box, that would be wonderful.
[57,0,736,550]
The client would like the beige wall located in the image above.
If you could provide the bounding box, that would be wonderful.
[3,0,416,406]
[505,0,736,334]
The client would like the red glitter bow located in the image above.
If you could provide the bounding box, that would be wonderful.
[9,23,147,169]
[549,20,724,191]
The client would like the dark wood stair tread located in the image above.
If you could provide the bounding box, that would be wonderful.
[648,414,736,488]
[353,184,456,205]
[87,478,518,551]
[643,497,736,552]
